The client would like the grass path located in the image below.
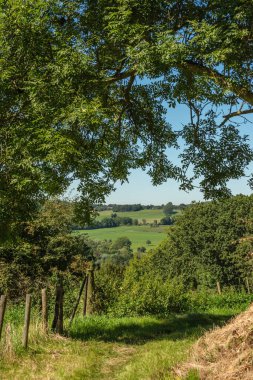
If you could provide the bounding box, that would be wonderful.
[0,312,234,380]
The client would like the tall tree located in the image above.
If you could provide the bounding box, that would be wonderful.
[1,0,253,238]
[163,202,174,216]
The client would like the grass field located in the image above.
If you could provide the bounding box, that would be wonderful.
[0,309,237,380]
[95,209,168,223]
[75,225,169,251]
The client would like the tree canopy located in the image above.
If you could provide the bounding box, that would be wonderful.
[1,0,253,238]
[163,202,174,216]
[156,195,253,288]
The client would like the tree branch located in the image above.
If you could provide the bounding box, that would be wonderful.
[183,60,253,106]
[219,108,253,127]
[105,69,137,83]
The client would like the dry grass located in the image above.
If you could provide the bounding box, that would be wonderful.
[176,304,253,379]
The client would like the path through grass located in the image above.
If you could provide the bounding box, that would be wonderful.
[0,311,235,380]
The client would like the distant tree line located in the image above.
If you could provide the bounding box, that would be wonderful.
[94,204,164,212]
[76,214,175,230]
[111,204,144,212]
[79,215,138,230]
[94,202,189,214]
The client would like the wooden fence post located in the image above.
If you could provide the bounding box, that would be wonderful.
[0,295,7,340]
[22,294,32,349]
[69,276,87,327]
[52,282,64,334]
[245,277,251,294]
[85,268,94,316]
[57,285,64,334]
[42,289,48,333]
[216,281,222,295]
[83,276,88,316]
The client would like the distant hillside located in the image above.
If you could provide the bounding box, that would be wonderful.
[95,208,166,223]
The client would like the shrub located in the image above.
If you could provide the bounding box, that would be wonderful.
[186,289,253,312]
[112,276,188,316]
[93,262,125,314]
[107,253,188,316]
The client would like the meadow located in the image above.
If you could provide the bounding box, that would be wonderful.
[75,225,169,251]
[95,208,167,223]
[0,306,239,380]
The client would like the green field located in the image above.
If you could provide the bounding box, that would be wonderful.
[95,208,167,223]
[75,225,169,251]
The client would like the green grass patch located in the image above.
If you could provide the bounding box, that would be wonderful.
[0,308,239,380]
[75,225,169,251]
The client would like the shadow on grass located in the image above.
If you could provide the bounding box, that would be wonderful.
[69,312,234,345]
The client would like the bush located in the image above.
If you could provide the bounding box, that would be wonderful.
[93,249,253,317]
[106,253,188,316]
[186,289,253,312]
[112,276,188,316]
[93,262,125,314]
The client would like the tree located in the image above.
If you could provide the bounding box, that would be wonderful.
[112,237,132,251]
[137,246,146,253]
[156,195,253,288]
[163,202,174,216]
[1,1,253,238]
[160,216,174,225]
[178,204,187,211]
[0,199,92,299]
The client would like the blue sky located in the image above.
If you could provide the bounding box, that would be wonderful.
[68,103,253,205]
[105,103,253,205]
[105,169,253,205]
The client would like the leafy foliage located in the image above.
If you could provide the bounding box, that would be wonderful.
[2,1,253,236]
[96,249,253,316]
[91,195,253,316]
[0,200,91,299]
[115,255,187,315]
[93,262,125,314]
[163,202,174,216]
[87,236,133,267]
[156,195,253,288]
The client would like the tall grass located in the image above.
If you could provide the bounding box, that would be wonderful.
[0,298,248,379]
[0,304,52,360]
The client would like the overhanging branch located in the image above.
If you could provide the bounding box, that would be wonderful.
[184,60,253,106]
[219,108,253,127]
[105,69,137,83]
